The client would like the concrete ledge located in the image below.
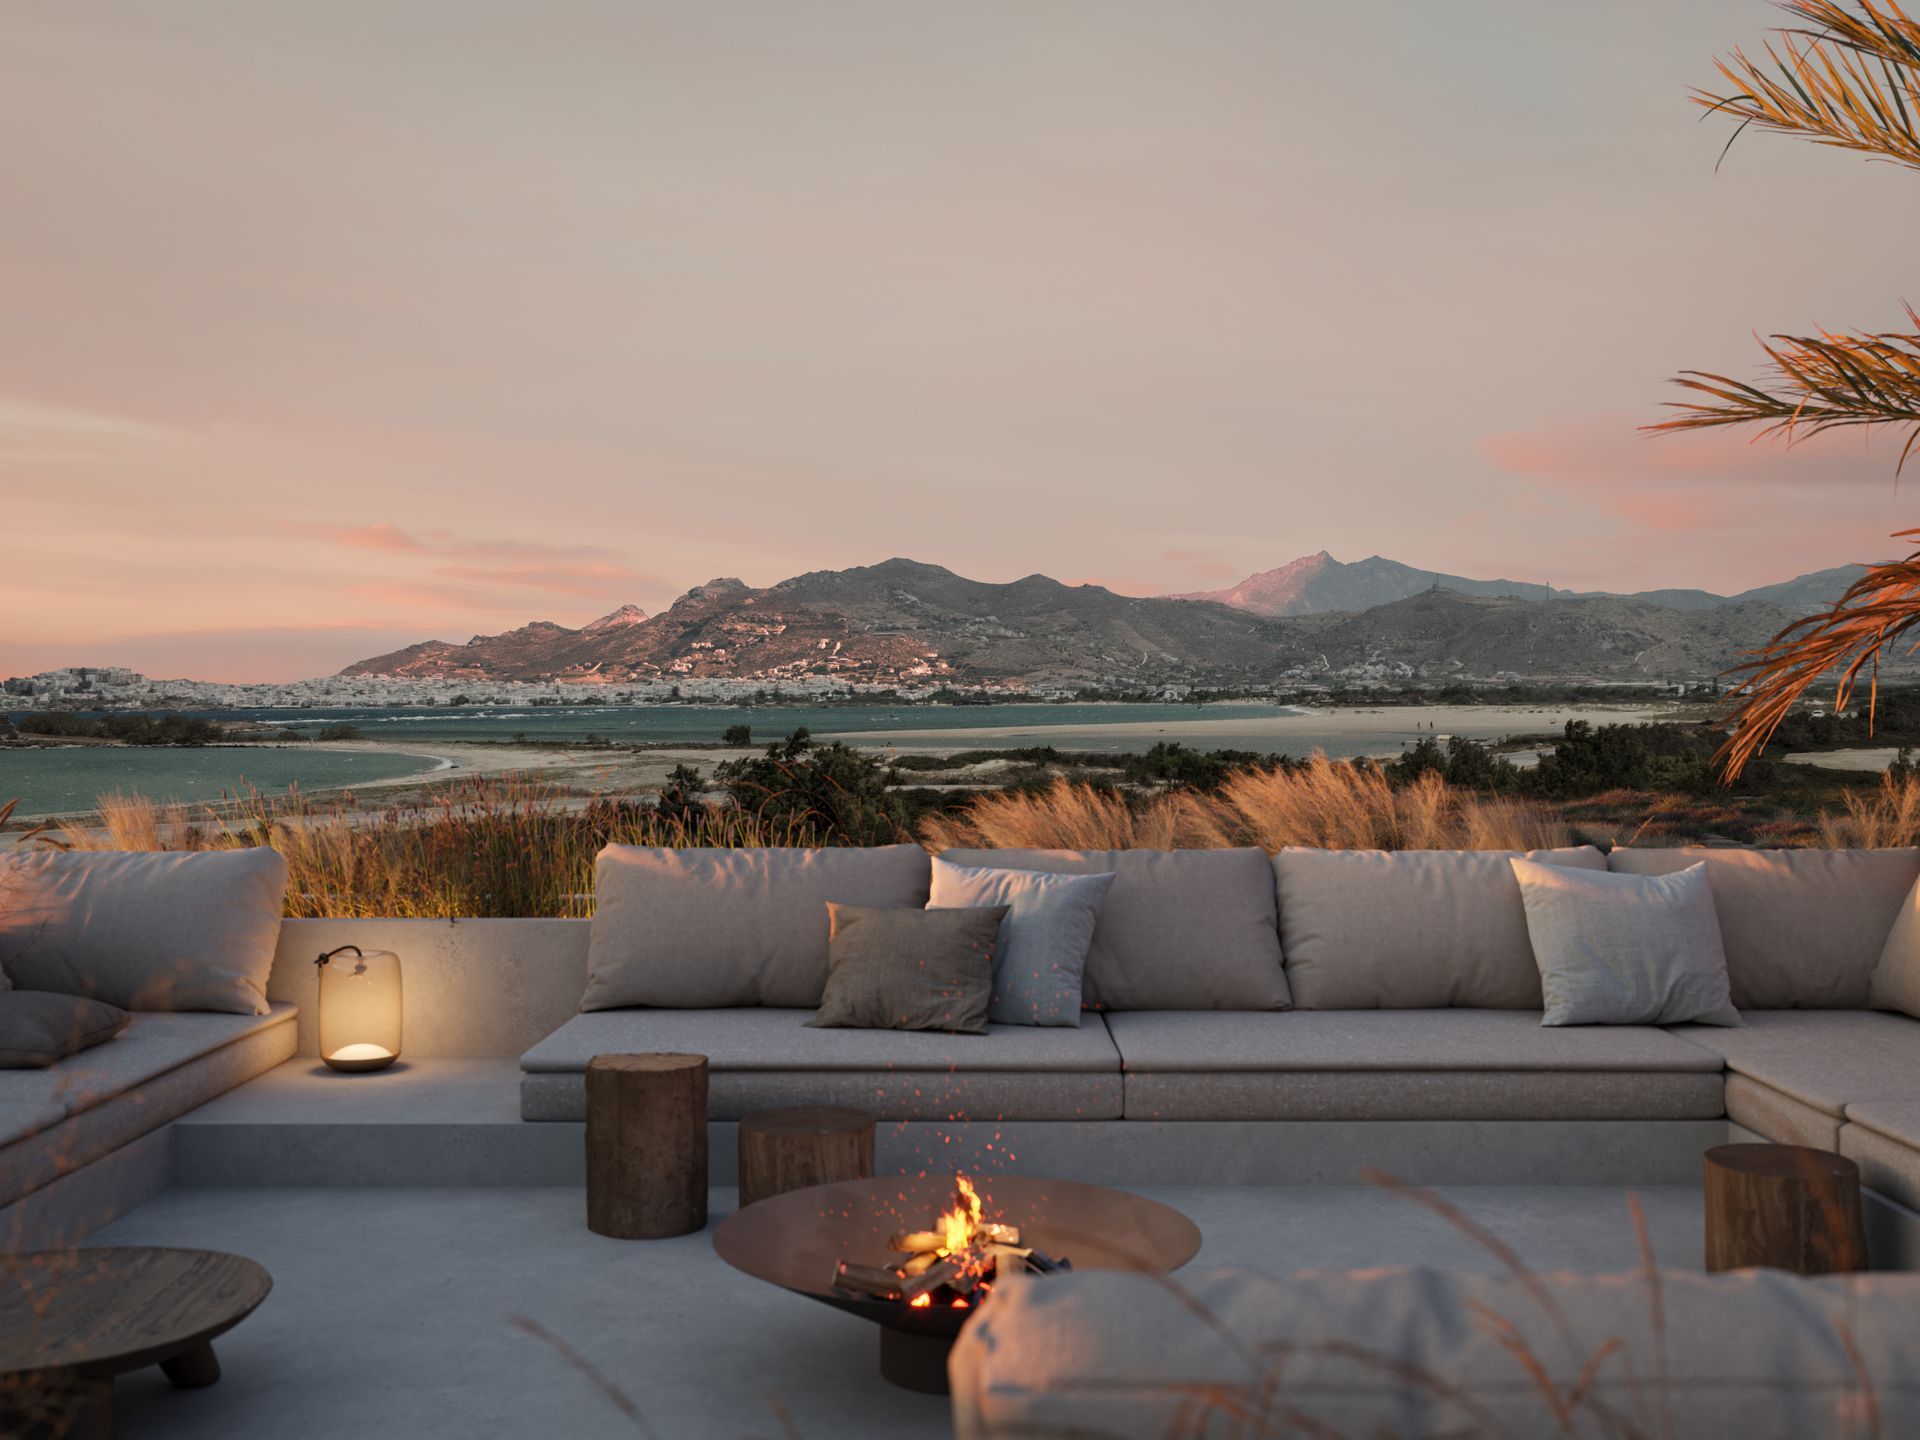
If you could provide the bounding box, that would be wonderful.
[168,1062,1728,1188]
[269,918,588,1058]
[0,1127,172,1250]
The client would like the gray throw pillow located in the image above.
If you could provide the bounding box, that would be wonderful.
[1511,858,1741,1027]
[0,992,130,1068]
[808,903,1007,1035]
[0,849,287,1014]
[928,858,1116,1026]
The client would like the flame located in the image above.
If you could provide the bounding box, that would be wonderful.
[909,1294,932,1309]
[939,1175,986,1256]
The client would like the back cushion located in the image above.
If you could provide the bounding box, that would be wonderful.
[1274,847,1607,1009]
[1608,847,1920,1009]
[582,845,931,1010]
[935,848,1288,1011]
[0,849,287,1015]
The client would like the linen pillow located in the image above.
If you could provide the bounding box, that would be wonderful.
[582,844,931,1009]
[1511,858,1740,1027]
[1869,870,1920,1020]
[0,992,130,1068]
[0,849,286,1015]
[1608,846,1920,1009]
[807,903,1006,1035]
[934,848,1287,1010]
[928,858,1116,1026]
[1273,847,1609,1009]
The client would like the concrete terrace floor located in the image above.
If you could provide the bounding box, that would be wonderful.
[94,1184,1706,1440]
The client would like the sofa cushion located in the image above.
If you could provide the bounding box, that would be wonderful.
[0,1004,297,1209]
[1609,847,1920,1009]
[935,848,1287,1011]
[1511,859,1739,1027]
[808,902,1003,1035]
[1725,1073,1842,1150]
[1841,1106,1920,1212]
[580,845,930,1010]
[1107,1010,1725,1120]
[1870,870,1920,1020]
[0,993,131,1068]
[950,1266,1920,1439]
[0,849,286,1014]
[1273,847,1607,1009]
[1668,1010,1920,1119]
[928,858,1116,1026]
[520,1007,1122,1121]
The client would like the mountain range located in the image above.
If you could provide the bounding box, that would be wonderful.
[338,554,1868,690]
[1171,551,1865,618]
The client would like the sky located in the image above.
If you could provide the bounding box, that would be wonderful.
[4,0,1919,682]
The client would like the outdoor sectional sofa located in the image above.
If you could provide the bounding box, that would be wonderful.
[522,842,1920,1238]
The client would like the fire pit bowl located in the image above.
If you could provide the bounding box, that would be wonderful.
[712,1174,1202,1394]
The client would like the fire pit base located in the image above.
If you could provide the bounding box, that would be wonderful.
[713,1174,1203,1397]
[879,1326,954,1395]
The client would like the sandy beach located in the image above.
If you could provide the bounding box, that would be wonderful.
[818,703,1680,758]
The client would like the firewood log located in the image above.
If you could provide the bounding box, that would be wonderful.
[890,1230,947,1252]
[833,1262,905,1301]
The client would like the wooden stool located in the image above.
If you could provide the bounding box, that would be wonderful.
[1704,1142,1867,1274]
[586,1053,708,1239]
[737,1106,876,1210]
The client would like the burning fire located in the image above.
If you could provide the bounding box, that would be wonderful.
[831,1175,1070,1312]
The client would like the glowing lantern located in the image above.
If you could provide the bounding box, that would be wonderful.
[315,945,402,1072]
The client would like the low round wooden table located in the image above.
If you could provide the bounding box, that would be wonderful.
[1704,1143,1868,1275]
[737,1106,875,1210]
[0,1247,272,1439]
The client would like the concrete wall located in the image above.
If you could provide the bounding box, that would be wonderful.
[269,919,588,1057]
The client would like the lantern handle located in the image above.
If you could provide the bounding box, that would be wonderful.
[316,944,364,972]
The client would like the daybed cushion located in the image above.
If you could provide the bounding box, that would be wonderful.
[520,1008,1122,1121]
[1106,1010,1725,1120]
[1272,847,1608,1009]
[1841,1102,1920,1212]
[580,845,930,1010]
[0,1004,297,1209]
[1669,1010,1920,1149]
[0,849,287,1014]
[949,1266,1920,1439]
[935,848,1287,1011]
[1609,846,1920,1009]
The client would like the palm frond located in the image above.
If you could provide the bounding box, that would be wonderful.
[1695,1,1920,170]
[1716,529,1920,778]
[1646,309,1920,469]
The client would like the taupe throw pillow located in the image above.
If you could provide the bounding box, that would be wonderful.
[0,992,130,1068]
[808,904,1007,1035]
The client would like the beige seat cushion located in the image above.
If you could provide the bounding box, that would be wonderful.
[951,1266,1920,1439]
[1108,1010,1725,1121]
[1610,847,1920,1008]
[1841,1104,1920,1212]
[1273,847,1606,1009]
[0,1005,297,1209]
[519,1007,1123,1121]
[935,848,1287,1011]
[581,845,931,1010]
[1668,1010,1920,1117]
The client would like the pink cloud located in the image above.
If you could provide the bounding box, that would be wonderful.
[327,523,427,553]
